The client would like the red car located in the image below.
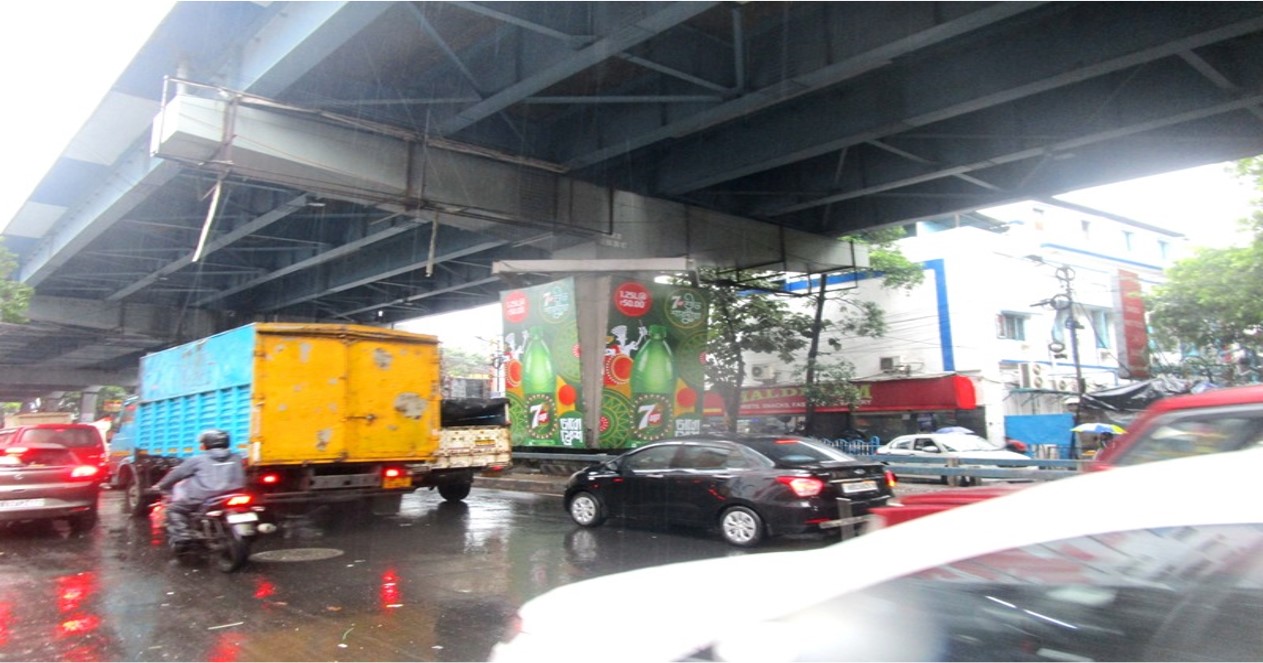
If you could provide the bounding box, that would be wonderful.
[871,384,1263,527]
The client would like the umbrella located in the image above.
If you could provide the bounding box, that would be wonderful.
[1071,422,1126,434]
[934,426,974,434]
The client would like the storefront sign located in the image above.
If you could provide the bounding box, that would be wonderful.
[736,375,976,416]
[1114,270,1150,379]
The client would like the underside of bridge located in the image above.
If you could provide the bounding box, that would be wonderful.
[4,1,1263,402]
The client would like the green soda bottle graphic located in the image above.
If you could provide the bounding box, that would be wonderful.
[522,328,558,444]
[631,325,675,444]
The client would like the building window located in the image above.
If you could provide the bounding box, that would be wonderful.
[1123,230,1134,251]
[1158,239,1170,260]
[1081,219,1092,239]
[997,313,1026,341]
[1091,309,1114,349]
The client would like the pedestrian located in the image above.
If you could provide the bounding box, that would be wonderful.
[154,429,246,552]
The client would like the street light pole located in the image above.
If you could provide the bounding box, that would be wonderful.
[1029,258,1086,458]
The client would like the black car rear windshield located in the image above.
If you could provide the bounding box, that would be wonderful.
[742,437,857,464]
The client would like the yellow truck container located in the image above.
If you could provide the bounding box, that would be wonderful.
[109,323,511,516]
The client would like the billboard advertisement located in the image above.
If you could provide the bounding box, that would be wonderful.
[599,279,709,448]
[500,278,584,447]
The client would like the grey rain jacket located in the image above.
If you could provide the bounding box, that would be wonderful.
[154,447,246,503]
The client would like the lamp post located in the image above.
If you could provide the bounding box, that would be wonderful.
[1029,259,1086,458]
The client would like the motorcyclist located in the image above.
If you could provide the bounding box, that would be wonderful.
[154,429,246,552]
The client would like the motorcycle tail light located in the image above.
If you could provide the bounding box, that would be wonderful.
[226,495,252,507]
[70,465,100,479]
[776,475,825,497]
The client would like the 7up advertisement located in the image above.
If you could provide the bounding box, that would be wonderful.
[500,278,583,447]
[600,280,709,448]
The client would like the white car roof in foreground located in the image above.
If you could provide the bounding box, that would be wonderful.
[493,448,1263,663]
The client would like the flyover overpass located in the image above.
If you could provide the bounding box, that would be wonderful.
[4,1,1263,402]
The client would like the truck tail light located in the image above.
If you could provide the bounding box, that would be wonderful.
[383,467,405,479]
[259,472,281,485]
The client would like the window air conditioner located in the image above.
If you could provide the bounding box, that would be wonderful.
[880,356,901,372]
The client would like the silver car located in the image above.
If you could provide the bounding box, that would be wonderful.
[0,441,103,532]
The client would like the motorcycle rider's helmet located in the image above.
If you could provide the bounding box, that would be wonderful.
[198,429,231,450]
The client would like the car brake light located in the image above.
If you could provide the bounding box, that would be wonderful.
[70,465,100,479]
[259,473,280,485]
[885,470,897,488]
[226,495,252,507]
[773,438,799,445]
[383,467,404,478]
[776,476,824,497]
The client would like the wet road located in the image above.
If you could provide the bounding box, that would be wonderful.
[0,486,831,662]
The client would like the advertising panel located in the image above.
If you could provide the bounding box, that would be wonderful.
[500,278,584,447]
[599,279,709,448]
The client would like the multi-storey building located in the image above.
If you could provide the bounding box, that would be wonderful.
[736,202,1183,454]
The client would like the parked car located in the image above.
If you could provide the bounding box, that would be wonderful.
[874,433,1030,485]
[493,448,1263,662]
[873,383,1263,527]
[0,440,105,532]
[564,434,895,547]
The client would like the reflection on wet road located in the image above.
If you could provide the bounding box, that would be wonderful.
[0,487,830,661]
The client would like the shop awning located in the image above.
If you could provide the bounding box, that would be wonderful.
[737,374,977,417]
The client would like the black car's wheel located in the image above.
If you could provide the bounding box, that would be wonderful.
[719,506,765,547]
[438,482,472,502]
[568,491,606,527]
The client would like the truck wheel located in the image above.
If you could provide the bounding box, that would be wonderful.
[438,482,472,502]
[370,494,403,515]
[121,468,152,518]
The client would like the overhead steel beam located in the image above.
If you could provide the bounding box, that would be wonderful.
[18,2,386,288]
[654,2,1263,195]
[435,1,720,135]
[106,195,310,301]
[563,2,1042,172]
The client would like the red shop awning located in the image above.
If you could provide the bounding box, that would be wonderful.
[738,375,976,417]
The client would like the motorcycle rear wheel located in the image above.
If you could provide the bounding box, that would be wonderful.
[213,527,252,573]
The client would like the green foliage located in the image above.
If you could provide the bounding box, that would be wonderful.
[684,269,813,431]
[684,232,922,430]
[1146,157,1263,384]
[0,238,33,323]
[442,346,494,378]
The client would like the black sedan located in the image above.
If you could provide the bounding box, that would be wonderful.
[563,435,895,546]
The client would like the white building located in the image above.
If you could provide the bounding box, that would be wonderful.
[739,202,1183,452]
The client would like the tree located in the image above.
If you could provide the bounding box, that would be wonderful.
[442,346,495,378]
[796,229,925,433]
[1146,157,1263,384]
[688,269,813,432]
[685,230,923,433]
[1,238,33,323]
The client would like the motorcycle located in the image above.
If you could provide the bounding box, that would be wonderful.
[164,491,277,572]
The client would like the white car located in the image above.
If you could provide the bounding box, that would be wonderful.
[875,433,1031,484]
[491,448,1263,662]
